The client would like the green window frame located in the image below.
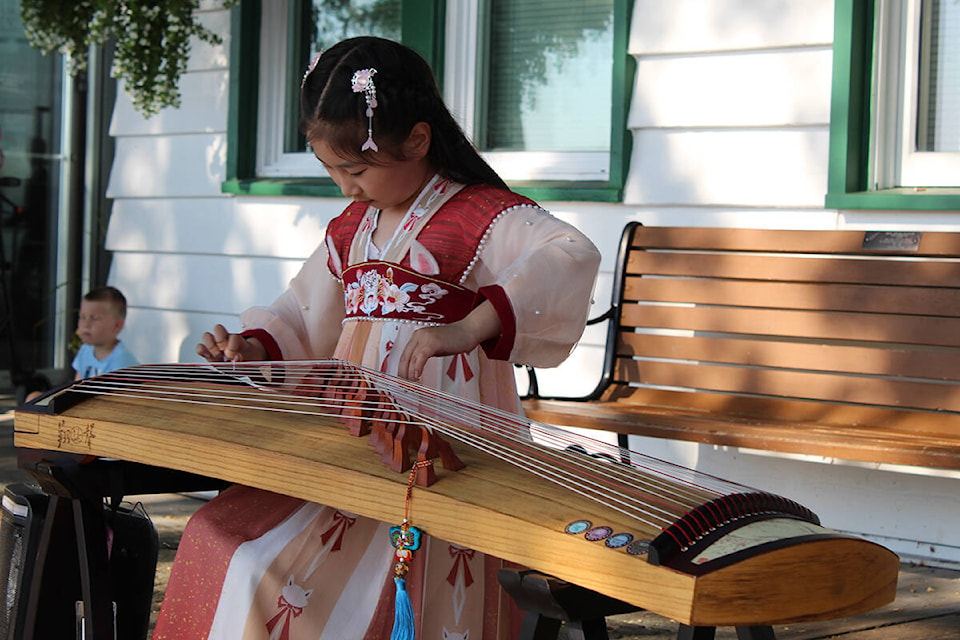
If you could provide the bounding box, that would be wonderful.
[222,0,634,202]
[826,0,960,210]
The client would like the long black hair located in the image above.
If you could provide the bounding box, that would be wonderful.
[300,37,507,190]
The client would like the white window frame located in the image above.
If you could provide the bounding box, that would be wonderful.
[873,0,960,188]
[256,0,330,178]
[256,0,612,182]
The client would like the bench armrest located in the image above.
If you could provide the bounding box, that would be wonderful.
[519,303,617,402]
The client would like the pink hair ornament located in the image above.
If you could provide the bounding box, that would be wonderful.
[351,68,379,152]
[301,51,323,88]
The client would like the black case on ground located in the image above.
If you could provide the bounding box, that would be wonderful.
[0,483,158,639]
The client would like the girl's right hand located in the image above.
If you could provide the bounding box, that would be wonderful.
[196,324,267,362]
[397,301,501,381]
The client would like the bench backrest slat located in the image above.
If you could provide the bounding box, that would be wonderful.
[619,305,960,346]
[628,252,960,288]
[618,333,960,381]
[603,386,960,435]
[632,227,960,256]
[613,358,957,413]
[628,278,960,317]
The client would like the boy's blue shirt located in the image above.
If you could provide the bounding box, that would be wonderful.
[72,341,139,379]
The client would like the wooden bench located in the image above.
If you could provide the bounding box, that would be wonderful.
[512,223,960,637]
[523,222,960,471]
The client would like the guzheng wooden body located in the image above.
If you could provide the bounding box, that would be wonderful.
[14,360,898,627]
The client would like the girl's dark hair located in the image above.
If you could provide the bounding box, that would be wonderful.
[300,37,507,190]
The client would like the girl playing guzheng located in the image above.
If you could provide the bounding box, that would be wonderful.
[153,37,601,640]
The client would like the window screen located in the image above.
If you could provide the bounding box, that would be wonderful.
[483,0,614,152]
[917,0,960,152]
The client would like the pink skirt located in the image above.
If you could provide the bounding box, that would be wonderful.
[153,485,519,639]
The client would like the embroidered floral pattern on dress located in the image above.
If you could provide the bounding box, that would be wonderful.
[344,265,449,321]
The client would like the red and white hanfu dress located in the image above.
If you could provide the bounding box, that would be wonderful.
[152,175,601,640]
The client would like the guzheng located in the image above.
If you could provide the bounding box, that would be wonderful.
[14,360,898,627]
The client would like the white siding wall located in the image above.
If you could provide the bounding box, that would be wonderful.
[102,0,960,566]
[105,4,347,365]
[626,0,836,222]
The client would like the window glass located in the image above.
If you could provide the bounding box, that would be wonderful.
[0,0,64,370]
[231,0,629,201]
[284,0,401,154]
[917,0,960,152]
[310,0,401,52]
[483,0,614,152]
[827,0,960,207]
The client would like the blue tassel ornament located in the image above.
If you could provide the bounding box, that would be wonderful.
[389,522,424,640]
[389,459,432,640]
[391,576,416,640]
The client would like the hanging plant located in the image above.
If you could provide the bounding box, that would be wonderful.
[20,0,236,117]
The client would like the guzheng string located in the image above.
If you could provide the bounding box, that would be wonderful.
[64,360,764,535]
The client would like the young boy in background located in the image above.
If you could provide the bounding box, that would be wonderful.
[72,286,139,379]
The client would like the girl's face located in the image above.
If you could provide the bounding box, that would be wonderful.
[309,124,433,217]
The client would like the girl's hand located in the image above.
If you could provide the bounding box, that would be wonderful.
[196,324,267,362]
[397,302,501,380]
